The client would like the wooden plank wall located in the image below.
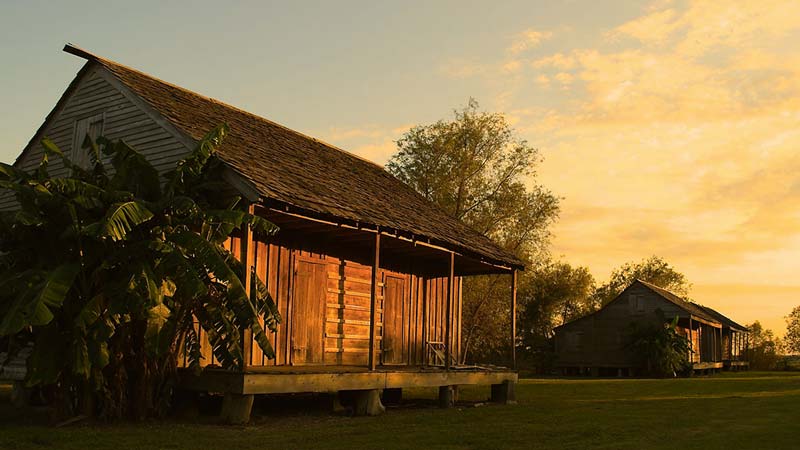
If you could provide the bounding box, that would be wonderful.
[182,236,462,368]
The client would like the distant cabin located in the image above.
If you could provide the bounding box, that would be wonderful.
[2,45,522,419]
[554,280,749,376]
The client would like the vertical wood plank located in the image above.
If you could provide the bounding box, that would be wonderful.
[421,276,428,366]
[457,277,463,364]
[251,240,268,366]
[240,204,255,370]
[368,233,381,370]
[689,317,693,363]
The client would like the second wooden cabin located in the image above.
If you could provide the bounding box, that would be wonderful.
[554,280,749,376]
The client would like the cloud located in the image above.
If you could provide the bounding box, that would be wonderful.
[508,29,553,55]
[606,7,680,44]
[531,53,577,70]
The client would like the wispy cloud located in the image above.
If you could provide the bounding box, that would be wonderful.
[507,29,553,55]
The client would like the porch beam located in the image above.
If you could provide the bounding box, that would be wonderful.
[368,232,381,371]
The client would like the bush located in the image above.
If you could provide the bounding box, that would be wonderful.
[627,311,691,377]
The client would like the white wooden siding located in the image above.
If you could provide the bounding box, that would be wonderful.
[0,64,193,211]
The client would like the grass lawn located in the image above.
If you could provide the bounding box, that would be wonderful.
[1,372,799,449]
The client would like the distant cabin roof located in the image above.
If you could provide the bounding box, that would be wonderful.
[56,44,523,271]
[634,280,719,323]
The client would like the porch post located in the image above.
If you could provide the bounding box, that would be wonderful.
[511,269,518,370]
[445,252,455,370]
[239,203,256,370]
[368,232,381,371]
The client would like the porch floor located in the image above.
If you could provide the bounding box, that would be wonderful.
[692,361,724,370]
[179,365,517,395]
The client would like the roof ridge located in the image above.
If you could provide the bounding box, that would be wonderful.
[63,43,388,171]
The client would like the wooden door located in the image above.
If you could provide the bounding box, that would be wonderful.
[291,259,327,365]
[382,275,407,365]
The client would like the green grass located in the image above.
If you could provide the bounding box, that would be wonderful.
[2,372,799,449]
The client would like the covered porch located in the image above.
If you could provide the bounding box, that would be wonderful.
[177,200,523,421]
[680,315,725,373]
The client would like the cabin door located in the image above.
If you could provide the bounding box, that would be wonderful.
[290,258,327,365]
[382,275,407,365]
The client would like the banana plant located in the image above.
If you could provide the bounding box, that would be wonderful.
[0,124,280,418]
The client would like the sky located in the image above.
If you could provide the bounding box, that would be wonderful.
[1,0,798,336]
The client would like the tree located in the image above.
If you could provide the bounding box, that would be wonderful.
[785,306,800,355]
[594,256,690,305]
[517,260,596,372]
[626,312,691,377]
[746,321,783,370]
[0,125,280,419]
[386,99,560,363]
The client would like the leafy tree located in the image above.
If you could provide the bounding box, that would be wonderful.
[0,125,280,419]
[594,256,690,305]
[386,99,560,363]
[626,312,691,377]
[517,260,596,372]
[785,306,800,355]
[747,321,783,370]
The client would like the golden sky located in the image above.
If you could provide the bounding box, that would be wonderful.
[1,0,797,336]
[320,0,800,336]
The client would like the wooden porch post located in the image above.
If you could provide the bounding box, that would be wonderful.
[368,232,381,371]
[445,252,455,370]
[511,269,518,370]
[239,203,256,370]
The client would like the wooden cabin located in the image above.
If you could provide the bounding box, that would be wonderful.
[554,280,749,376]
[5,45,521,420]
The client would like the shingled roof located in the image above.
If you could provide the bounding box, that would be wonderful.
[690,303,748,331]
[62,45,523,270]
[635,280,719,323]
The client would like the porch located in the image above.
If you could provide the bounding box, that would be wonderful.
[178,365,518,396]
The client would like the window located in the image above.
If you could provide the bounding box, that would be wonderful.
[72,113,104,168]
[566,331,584,351]
[629,294,645,314]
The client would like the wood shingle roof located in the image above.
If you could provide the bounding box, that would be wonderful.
[63,45,523,270]
[635,280,719,324]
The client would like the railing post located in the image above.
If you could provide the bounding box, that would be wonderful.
[368,232,381,371]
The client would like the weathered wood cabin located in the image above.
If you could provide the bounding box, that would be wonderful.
[5,45,521,420]
[554,280,749,376]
